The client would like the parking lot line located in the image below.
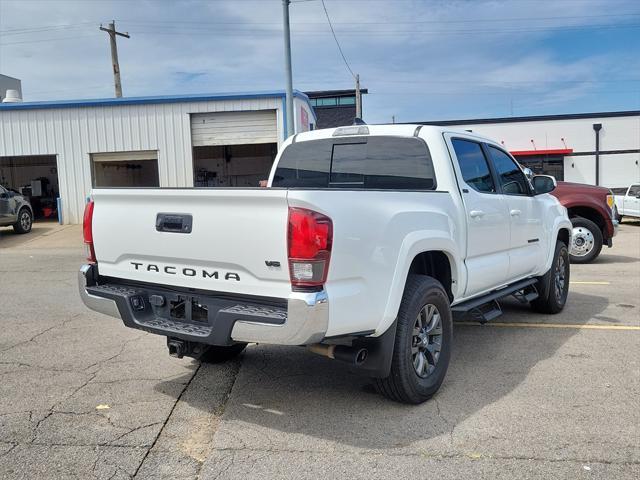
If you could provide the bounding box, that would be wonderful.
[569,281,611,285]
[455,321,640,330]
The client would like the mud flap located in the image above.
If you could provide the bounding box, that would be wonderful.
[348,320,398,378]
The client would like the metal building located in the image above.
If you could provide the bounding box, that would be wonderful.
[421,110,640,189]
[306,89,368,129]
[0,90,315,224]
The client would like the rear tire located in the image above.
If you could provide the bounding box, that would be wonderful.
[13,208,33,234]
[531,240,570,314]
[569,216,602,263]
[200,343,247,364]
[374,275,452,404]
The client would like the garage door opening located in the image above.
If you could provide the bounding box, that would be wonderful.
[91,151,159,188]
[193,143,277,187]
[190,110,278,187]
[0,155,59,221]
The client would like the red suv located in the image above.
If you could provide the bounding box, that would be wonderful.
[551,182,617,263]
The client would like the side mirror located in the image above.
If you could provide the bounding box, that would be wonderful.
[533,175,556,195]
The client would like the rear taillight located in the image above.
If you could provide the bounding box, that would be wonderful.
[83,200,96,263]
[287,207,332,289]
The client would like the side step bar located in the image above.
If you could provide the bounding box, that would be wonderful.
[452,278,538,324]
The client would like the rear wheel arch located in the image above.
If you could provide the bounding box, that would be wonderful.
[407,251,454,303]
[557,227,570,247]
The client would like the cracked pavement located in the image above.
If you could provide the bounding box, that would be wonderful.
[1,222,639,479]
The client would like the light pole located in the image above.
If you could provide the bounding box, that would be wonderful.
[282,0,295,138]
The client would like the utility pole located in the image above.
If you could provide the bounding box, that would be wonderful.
[100,21,130,98]
[392,115,396,124]
[282,0,295,138]
[355,73,362,119]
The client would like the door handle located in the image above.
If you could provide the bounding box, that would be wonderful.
[510,209,522,216]
[469,210,485,218]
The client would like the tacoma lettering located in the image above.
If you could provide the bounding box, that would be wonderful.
[129,262,239,280]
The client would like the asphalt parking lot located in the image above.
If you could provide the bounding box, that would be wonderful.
[1,221,638,479]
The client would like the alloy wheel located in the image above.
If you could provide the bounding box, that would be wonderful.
[411,304,443,378]
[554,254,567,303]
[20,211,31,231]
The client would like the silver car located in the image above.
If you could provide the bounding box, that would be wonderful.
[0,185,33,234]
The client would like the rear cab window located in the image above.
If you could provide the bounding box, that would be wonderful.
[272,136,436,190]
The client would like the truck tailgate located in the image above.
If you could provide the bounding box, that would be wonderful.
[91,188,291,298]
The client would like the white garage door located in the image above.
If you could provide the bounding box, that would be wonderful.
[191,110,278,147]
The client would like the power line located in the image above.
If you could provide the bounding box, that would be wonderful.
[114,12,640,26]
[320,0,355,79]
[0,22,95,35]
[3,21,636,46]
[119,22,640,35]
[3,12,638,36]
[0,35,96,46]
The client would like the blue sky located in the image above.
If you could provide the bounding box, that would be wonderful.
[0,0,638,123]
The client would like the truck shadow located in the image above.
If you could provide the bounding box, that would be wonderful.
[157,290,609,451]
[591,254,639,264]
[619,219,640,227]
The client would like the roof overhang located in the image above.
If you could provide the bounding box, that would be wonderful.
[0,89,314,112]
[510,149,573,156]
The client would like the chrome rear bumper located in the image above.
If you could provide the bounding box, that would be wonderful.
[78,264,120,318]
[230,290,328,345]
[78,264,328,346]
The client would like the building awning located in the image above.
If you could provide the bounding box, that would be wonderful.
[510,149,573,156]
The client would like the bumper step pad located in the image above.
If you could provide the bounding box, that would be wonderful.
[86,281,287,345]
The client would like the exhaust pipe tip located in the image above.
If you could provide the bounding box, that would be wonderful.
[333,345,368,366]
[307,344,368,366]
[354,348,368,365]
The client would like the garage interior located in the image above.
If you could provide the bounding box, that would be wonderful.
[90,151,160,188]
[193,144,277,187]
[0,155,59,220]
[191,110,278,187]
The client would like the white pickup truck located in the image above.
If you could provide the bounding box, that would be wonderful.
[79,124,572,404]
[613,184,640,221]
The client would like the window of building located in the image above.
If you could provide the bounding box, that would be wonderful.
[451,139,495,193]
[514,154,564,181]
[338,96,356,105]
[91,151,159,188]
[316,97,338,107]
[273,136,436,190]
[488,146,530,195]
[309,96,356,108]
